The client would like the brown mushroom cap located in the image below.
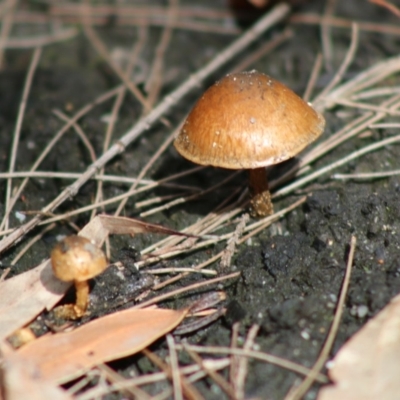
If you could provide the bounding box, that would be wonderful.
[51,235,107,282]
[174,71,325,169]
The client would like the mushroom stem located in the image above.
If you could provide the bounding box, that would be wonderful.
[248,167,274,217]
[74,280,90,317]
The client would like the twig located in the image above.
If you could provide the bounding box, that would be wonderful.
[290,13,400,36]
[183,342,236,399]
[320,0,337,71]
[75,359,230,400]
[93,25,148,222]
[0,0,17,66]
[286,236,356,400]
[220,213,249,269]
[81,0,151,111]
[144,0,179,107]
[1,27,78,48]
[166,335,183,400]
[142,348,203,400]
[2,47,42,231]
[314,23,359,109]
[333,170,400,180]
[274,134,400,198]
[234,324,260,399]
[140,171,240,217]
[231,27,293,73]
[369,0,400,17]
[175,344,328,384]
[303,53,323,102]
[133,272,240,309]
[10,223,56,266]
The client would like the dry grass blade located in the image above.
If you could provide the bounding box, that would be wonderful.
[286,236,357,400]
[318,290,400,399]
[2,47,42,232]
[17,308,188,384]
[274,134,400,198]
[133,272,240,310]
[183,342,236,399]
[332,170,400,180]
[74,358,231,400]
[143,347,204,400]
[166,334,184,400]
[176,344,329,384]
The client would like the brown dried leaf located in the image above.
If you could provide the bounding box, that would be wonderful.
[318,293,400,400]
[0,260,69,342]
[18,307,188,384]
[96,214,198,238]
[0,215,192,342]
[0,343,72,400]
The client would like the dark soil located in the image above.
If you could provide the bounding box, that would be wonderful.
[2,1,400,399]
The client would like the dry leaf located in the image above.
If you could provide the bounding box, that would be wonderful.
[0,260,69,342]
[0,215,193,341]
[18,307,188,384]
[96,214,198,238]
[0,343,72,400]
[318,293,400,400]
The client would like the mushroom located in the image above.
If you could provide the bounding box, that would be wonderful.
[174,70,325,217]
[51,235,108,319]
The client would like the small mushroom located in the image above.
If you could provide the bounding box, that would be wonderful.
[174,70,325,217]
[51,235,108,319]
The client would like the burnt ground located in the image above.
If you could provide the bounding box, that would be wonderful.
[1,0,400,399]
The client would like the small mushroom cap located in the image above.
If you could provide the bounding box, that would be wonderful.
[174,71,325,169]
[51,235,108,282]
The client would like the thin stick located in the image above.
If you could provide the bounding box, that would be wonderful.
[133,272,240,309]
[0,85,122,236]
[183,343,236,399]
[176,344,328,384]
[114,123,182,216]
[93,25,148,220]
[229,322,240,389]
[53,110,97,162]
[320,0,337,71]
[143,348,203,400]
[286,236,356,400]
[314,22,359,109]
[10,223,56,266]
[76,359,230,400]
[290,13,400,36]
[303,53,323,102]
[0,169,201,189]
[2,47,42,231]
[332,170,400,180]
[166,335,183,400]
[146,267,216,276]
[328,97,400,115]
[81,0,151,111]
[144,0,179,108]
[96,364,151,400]
[231,27,293,73]
[234,324,260,399]
[369,0,400,17]
[140,171,240,217]
[0,0,17,67]
[274,134,400,198]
